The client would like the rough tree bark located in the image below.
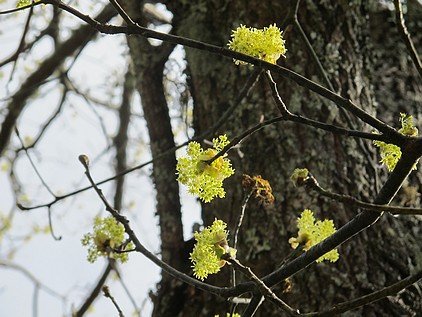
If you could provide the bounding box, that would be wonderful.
[122,1,186,315]
[152,1,422,316]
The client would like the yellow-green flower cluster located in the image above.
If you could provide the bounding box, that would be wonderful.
[177,135,235,202]
[214,314,241,317]
[373,113,418,172]
[372,141,401,172]
[398,113,418,136]
[290,168,309,187]
[190,219,236,280]
[228,24,286,65]
[289,209,339,263]
[16,0,39,8]
[81,216,134,263]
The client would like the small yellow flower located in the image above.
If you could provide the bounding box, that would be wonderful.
[81,216,134,263]
[290,168,309,187]
[289,209,339,263]
[373,113,419,172]
[16,0,39,8]
[190,219,236,280]
[177,135,235,202]
[228,24,286,65]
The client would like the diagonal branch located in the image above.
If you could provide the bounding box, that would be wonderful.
[303,270,422,316]
[394,0,422,78]
[36,0,404,141]
[228,258,299,316]
[303,173,422,215]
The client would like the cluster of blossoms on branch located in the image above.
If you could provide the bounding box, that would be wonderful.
[81,216,134,263]
[289,209,339,263]
[16,0,38,8]
[176,135,235,203]
[228,24,286,65]
[190,219,237,280]
[373,113,418,172]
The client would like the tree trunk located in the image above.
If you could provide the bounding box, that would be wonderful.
[158,1,422,316]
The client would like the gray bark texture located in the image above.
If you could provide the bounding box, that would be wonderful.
[147,0,422,316]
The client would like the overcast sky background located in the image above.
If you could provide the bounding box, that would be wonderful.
[0,1,200,316]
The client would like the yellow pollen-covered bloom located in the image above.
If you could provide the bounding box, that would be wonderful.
[176,135,235,202]
[228,24,286,65]
[81,216,134,263]
[373,113,418,172]
[289,209,339,263]
[190,219,236,280]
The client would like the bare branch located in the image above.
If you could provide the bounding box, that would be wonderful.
[228,258,299,316]
[302,270,422,316]
[0,260,64,300]
[0,3,34,69]
[14,127,56,197]
[0,1,43,15]
[394,0,422,78]
[102,286,125,317]
[303,173,422,215]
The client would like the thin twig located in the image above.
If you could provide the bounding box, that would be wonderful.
[304,173,422,215]
[230,189,254,309]
[242,294,264,317]
[0,3,34,69]
[207,74,392,165]
[302,270,422,316]
[47,207,61,240]
[0,260,64,300]
[16,85,68,153]
[228,258,299,316]
[0,1,43,15]
[393,0,422,78]
[102,285,125,317]
[32,285,39,317]
[14,127,56,197]
[108,0,135,26]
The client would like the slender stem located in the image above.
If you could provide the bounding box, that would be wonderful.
[14,127,56,197]
[229,258,299,316]
[0,1,43,15]
[305,173,422,215]
[242,295,264,317]
[102,286,125,317]
[231,190,254,294]
[302,270,422,316]
[108,0,135,26]
[393,0,422,78]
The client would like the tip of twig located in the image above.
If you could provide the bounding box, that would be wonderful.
[78,154,90,169]
[102,285,111,297]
